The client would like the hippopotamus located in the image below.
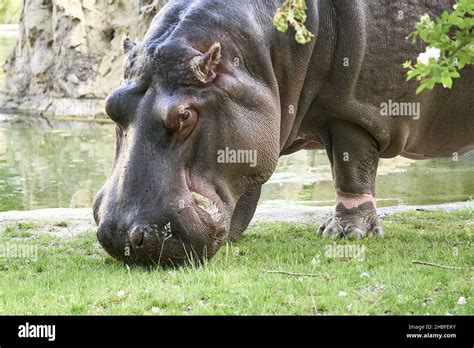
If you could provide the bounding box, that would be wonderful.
[94,0,474,265]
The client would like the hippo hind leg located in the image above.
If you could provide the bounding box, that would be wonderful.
[317,194,384,238]
[318,119,384,239]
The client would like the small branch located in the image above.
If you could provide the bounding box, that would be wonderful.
[262,269,319,277]
[412,260,461,270]
[449,38,472,58]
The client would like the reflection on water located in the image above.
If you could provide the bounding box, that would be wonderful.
[261,150,474,207]
[0,116,473,211]
[0,117,115,211]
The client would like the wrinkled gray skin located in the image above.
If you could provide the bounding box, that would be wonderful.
[94,0,474,266]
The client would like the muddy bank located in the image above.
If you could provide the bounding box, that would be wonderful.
[253,201,474,224]
[0,201,471,238]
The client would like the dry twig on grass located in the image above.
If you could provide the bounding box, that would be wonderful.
[412,260,461,270]
[262,269,320,277]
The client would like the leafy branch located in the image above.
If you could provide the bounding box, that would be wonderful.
[404,0,474,94]
[273,0,314,44]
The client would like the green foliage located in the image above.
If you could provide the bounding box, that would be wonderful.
[404,0,474,94]
[0,0,21,24]
[274,0,314,44]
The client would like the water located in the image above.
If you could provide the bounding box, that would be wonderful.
[0,116,115,211]
[0,115,472,212]
[262,150,474,207]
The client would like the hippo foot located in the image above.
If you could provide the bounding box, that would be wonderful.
[317,200,384,239]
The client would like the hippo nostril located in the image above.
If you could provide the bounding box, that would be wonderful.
[136,233,144,247]
[129,226,145,248]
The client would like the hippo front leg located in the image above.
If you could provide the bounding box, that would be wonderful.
[228,185,262,240]
[318,119,384,239]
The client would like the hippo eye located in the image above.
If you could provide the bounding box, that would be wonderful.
[179,109,191,121]
[176,107,198,139]
[178,108,196,127]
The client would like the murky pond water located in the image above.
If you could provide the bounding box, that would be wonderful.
[0,116,472,212]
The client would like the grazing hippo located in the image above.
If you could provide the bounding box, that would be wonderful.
[94,0,474,265]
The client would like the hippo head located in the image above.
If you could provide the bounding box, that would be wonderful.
[93,31,280,266]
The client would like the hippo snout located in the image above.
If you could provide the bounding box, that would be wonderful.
[95,190,231,266]
[126,223,176,253]
[128,225,145,248]
[97,220,189,266]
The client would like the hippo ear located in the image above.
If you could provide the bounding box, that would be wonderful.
[191,42,221,83]
[123,38,137,54]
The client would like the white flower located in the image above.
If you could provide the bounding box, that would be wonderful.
[426,47,441,60]
[420,14,430,22]
[338,291,348,297]
[457,296,467,305]
[117,290,126,298]
[360,272,370,278]
[417,53,430,65]
[417,47,441,65]
[151,307,161,313]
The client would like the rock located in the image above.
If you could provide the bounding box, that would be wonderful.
[457,296,467,305]
[0,0,169,119]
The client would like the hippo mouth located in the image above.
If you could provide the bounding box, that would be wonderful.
[96,169,234,266]
[191,192,222,224]
[124,186,230,265]
[184,170,232,250]
[190,191,229,250]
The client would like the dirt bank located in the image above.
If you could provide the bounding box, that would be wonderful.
[0,201,471,238]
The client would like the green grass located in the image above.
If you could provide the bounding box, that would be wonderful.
[0,210,472,315]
